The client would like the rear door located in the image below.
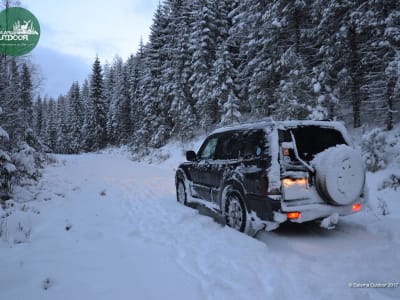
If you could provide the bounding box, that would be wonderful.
[190,135,219,200]
[240,129,268,196]
[211,131,242,205]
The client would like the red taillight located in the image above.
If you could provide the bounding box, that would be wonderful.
[283,148,290,156]
[352,203,362,212]
[287,212,301,219]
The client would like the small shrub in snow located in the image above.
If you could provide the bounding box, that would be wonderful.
[361,128,387,172]
[12,142,40,180]
[100,189,106,196]
[65,222,72,231]
[130,146,150,162]
[16,221,31,243]
[149,150,170,164]
[386,132,400,166]
[0,150,15,193]
[42,277,55,290]
[0,203,34,244]
[377,198,390,216]
[379,174,400,191]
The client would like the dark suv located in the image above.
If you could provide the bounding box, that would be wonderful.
[175,120,368,234]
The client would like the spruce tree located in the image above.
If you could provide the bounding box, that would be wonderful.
[34,95,43,137]
[86,56,107,150]
[20,63,33,132]
[45,99,58,151]
[67,82,83,153]
[189,0,219,131]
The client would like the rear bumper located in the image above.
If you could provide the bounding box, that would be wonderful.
[246,194,368,227]
[280,184,369,223]
[245,186,368,230]
[281,201,365,223]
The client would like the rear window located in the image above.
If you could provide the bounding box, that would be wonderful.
[241,130,265,159]
[280,126,347,161]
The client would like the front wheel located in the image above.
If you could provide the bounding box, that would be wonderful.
[176,180,187,206]
[225,193,249,233]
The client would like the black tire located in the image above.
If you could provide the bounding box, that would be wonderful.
[176,180,187,206]
[225,192,250,233]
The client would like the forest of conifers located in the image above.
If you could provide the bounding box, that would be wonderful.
[1,0,399,158]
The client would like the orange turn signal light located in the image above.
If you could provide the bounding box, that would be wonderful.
[287,212,301,219]
[352,203,362,212]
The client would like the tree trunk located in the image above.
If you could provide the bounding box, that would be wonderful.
[348,24,362,128]
[386,76,396,131]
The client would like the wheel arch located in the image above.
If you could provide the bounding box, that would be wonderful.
[220,178,247,213]
[175,166,190,186]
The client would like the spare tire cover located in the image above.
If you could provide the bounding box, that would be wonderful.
[312,145,365,206]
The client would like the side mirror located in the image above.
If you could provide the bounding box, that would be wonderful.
[186,150,197,162]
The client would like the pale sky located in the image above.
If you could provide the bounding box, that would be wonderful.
[4,0,159,98]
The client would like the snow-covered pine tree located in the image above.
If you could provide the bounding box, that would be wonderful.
[0,107,15,194]
[81,79,90,123]
[83,94,97,151]
[127,48,144,146]
[164,0,198,140]
[189,0,219,132]
[359,0,400,130]
[86,56,107,151]
[138,4,171,148]
[44,98,57,152]
[55,95,69,153]
[19,63,34,132]
[109,56,131,145]
[37,96,49,147]
[104,61,117,144]
[211,1,241,125]
[306,0,342,121]
[67,82,83,153]
[2,58,24,145]
[272,0,313,120]
[33,95,43,137]
[231,0,274,117]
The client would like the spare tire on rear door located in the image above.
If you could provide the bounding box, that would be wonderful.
[311,145,365,206]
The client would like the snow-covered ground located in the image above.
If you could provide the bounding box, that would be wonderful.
[0,142,399,300]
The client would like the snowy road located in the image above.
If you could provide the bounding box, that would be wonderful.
[1,152,399,300]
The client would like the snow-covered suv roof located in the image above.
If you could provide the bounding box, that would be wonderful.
[211,120,352,145]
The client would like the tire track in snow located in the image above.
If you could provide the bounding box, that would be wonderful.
[115,170,298,300]
[38,153,399,300]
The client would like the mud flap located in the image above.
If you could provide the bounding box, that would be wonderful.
[319,213,339,230]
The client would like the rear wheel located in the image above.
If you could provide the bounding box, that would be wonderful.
[176,180,187,206]
[225,193,249,233]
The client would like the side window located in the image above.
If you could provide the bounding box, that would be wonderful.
[214,132,241,160]
[241,130,265,159]
[198,137,218,160]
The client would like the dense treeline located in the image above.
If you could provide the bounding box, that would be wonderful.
[34,0,400,154]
